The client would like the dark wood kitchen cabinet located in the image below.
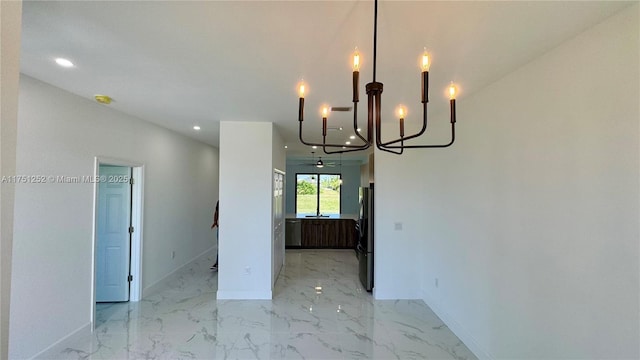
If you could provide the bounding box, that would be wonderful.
[300,219,357,248]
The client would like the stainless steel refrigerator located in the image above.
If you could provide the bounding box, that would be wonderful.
[356,184,374,291]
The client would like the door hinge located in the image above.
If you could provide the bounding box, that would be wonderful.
[129,178,134,185]
[128,226,134,234]
[128,274,133,282]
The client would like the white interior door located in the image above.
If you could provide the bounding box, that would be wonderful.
[96,165,132,302]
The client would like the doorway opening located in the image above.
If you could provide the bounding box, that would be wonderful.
[91,157,144,330]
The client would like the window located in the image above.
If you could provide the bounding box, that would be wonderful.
[296,174,341,215]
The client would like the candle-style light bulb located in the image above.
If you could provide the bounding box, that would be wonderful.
[321,106,329,137]
[352,48,360,102]
[298,82,306,98]
[449,82,457,124]
[397,105,406,138]
[420,49,430,103]
[322,106,329,118]
[353,48,360,71]
[448,82,457,100]
[421,48,431,72]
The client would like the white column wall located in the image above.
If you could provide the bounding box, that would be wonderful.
[218,121,275,299]
[374,149,425,300]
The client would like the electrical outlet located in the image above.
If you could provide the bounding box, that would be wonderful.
[171,251,175,259]
[435,278,439,288]
[394,222,403,231]
[244,266,251,275]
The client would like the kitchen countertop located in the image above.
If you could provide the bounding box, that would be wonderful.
[286,213,358,220]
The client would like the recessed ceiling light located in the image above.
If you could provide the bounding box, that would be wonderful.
[284,145,288,149]
[345,141,351,145]
[55,58,74,68]
[357,128,362,132]
[349,135,355,139]
[193,125,201,130]
[312,145,317,149]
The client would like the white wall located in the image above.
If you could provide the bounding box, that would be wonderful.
[375,5,639,359]
[0,1,22,359]
[273,128,286,175]
[359,154,374,187]
[10,76,219,359]
[374,149,425,299]
[218,121,280,299]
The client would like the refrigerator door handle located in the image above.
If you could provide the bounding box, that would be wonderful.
[356,243,364,253]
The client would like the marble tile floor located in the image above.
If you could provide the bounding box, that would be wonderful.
[37,249,477,359]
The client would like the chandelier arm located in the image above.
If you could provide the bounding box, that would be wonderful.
[297,97,320,147]
[299,121,368,149]
[322,142,370,149]
[303,136,369,149]
[376,140,404,154]
[322,143,371,154]
[372,91,403,155]
[299,122,350,148]
[376,132,404,155]
[380,123,456,149]
[353,102,369,144]
[299,102,370,149]
[378,98,456,149]
[298,98,304,122]
[378,101,429,147]
[322,132,371,152]
[298,119,323,147]
[372,90,384,148]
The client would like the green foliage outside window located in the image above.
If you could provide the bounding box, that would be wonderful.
[321,176,341,191]
[296,174,341,214]
[296,180,316,195]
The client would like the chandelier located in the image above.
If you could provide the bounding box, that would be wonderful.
[297,0,458,155]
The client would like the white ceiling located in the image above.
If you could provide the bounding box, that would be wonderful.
[20,1,632,161]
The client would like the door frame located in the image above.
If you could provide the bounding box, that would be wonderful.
[91,156,144,330]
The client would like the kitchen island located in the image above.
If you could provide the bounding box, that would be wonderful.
[285,214,358,249]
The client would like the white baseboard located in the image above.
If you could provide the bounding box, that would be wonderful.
[29,323,91,360]
[373,287,421,300]
[29,248,214,359]
[142,246,215,298]
[421,289,494,360]
[216,290,272,300]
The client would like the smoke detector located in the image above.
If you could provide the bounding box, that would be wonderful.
[94,95,113,104]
